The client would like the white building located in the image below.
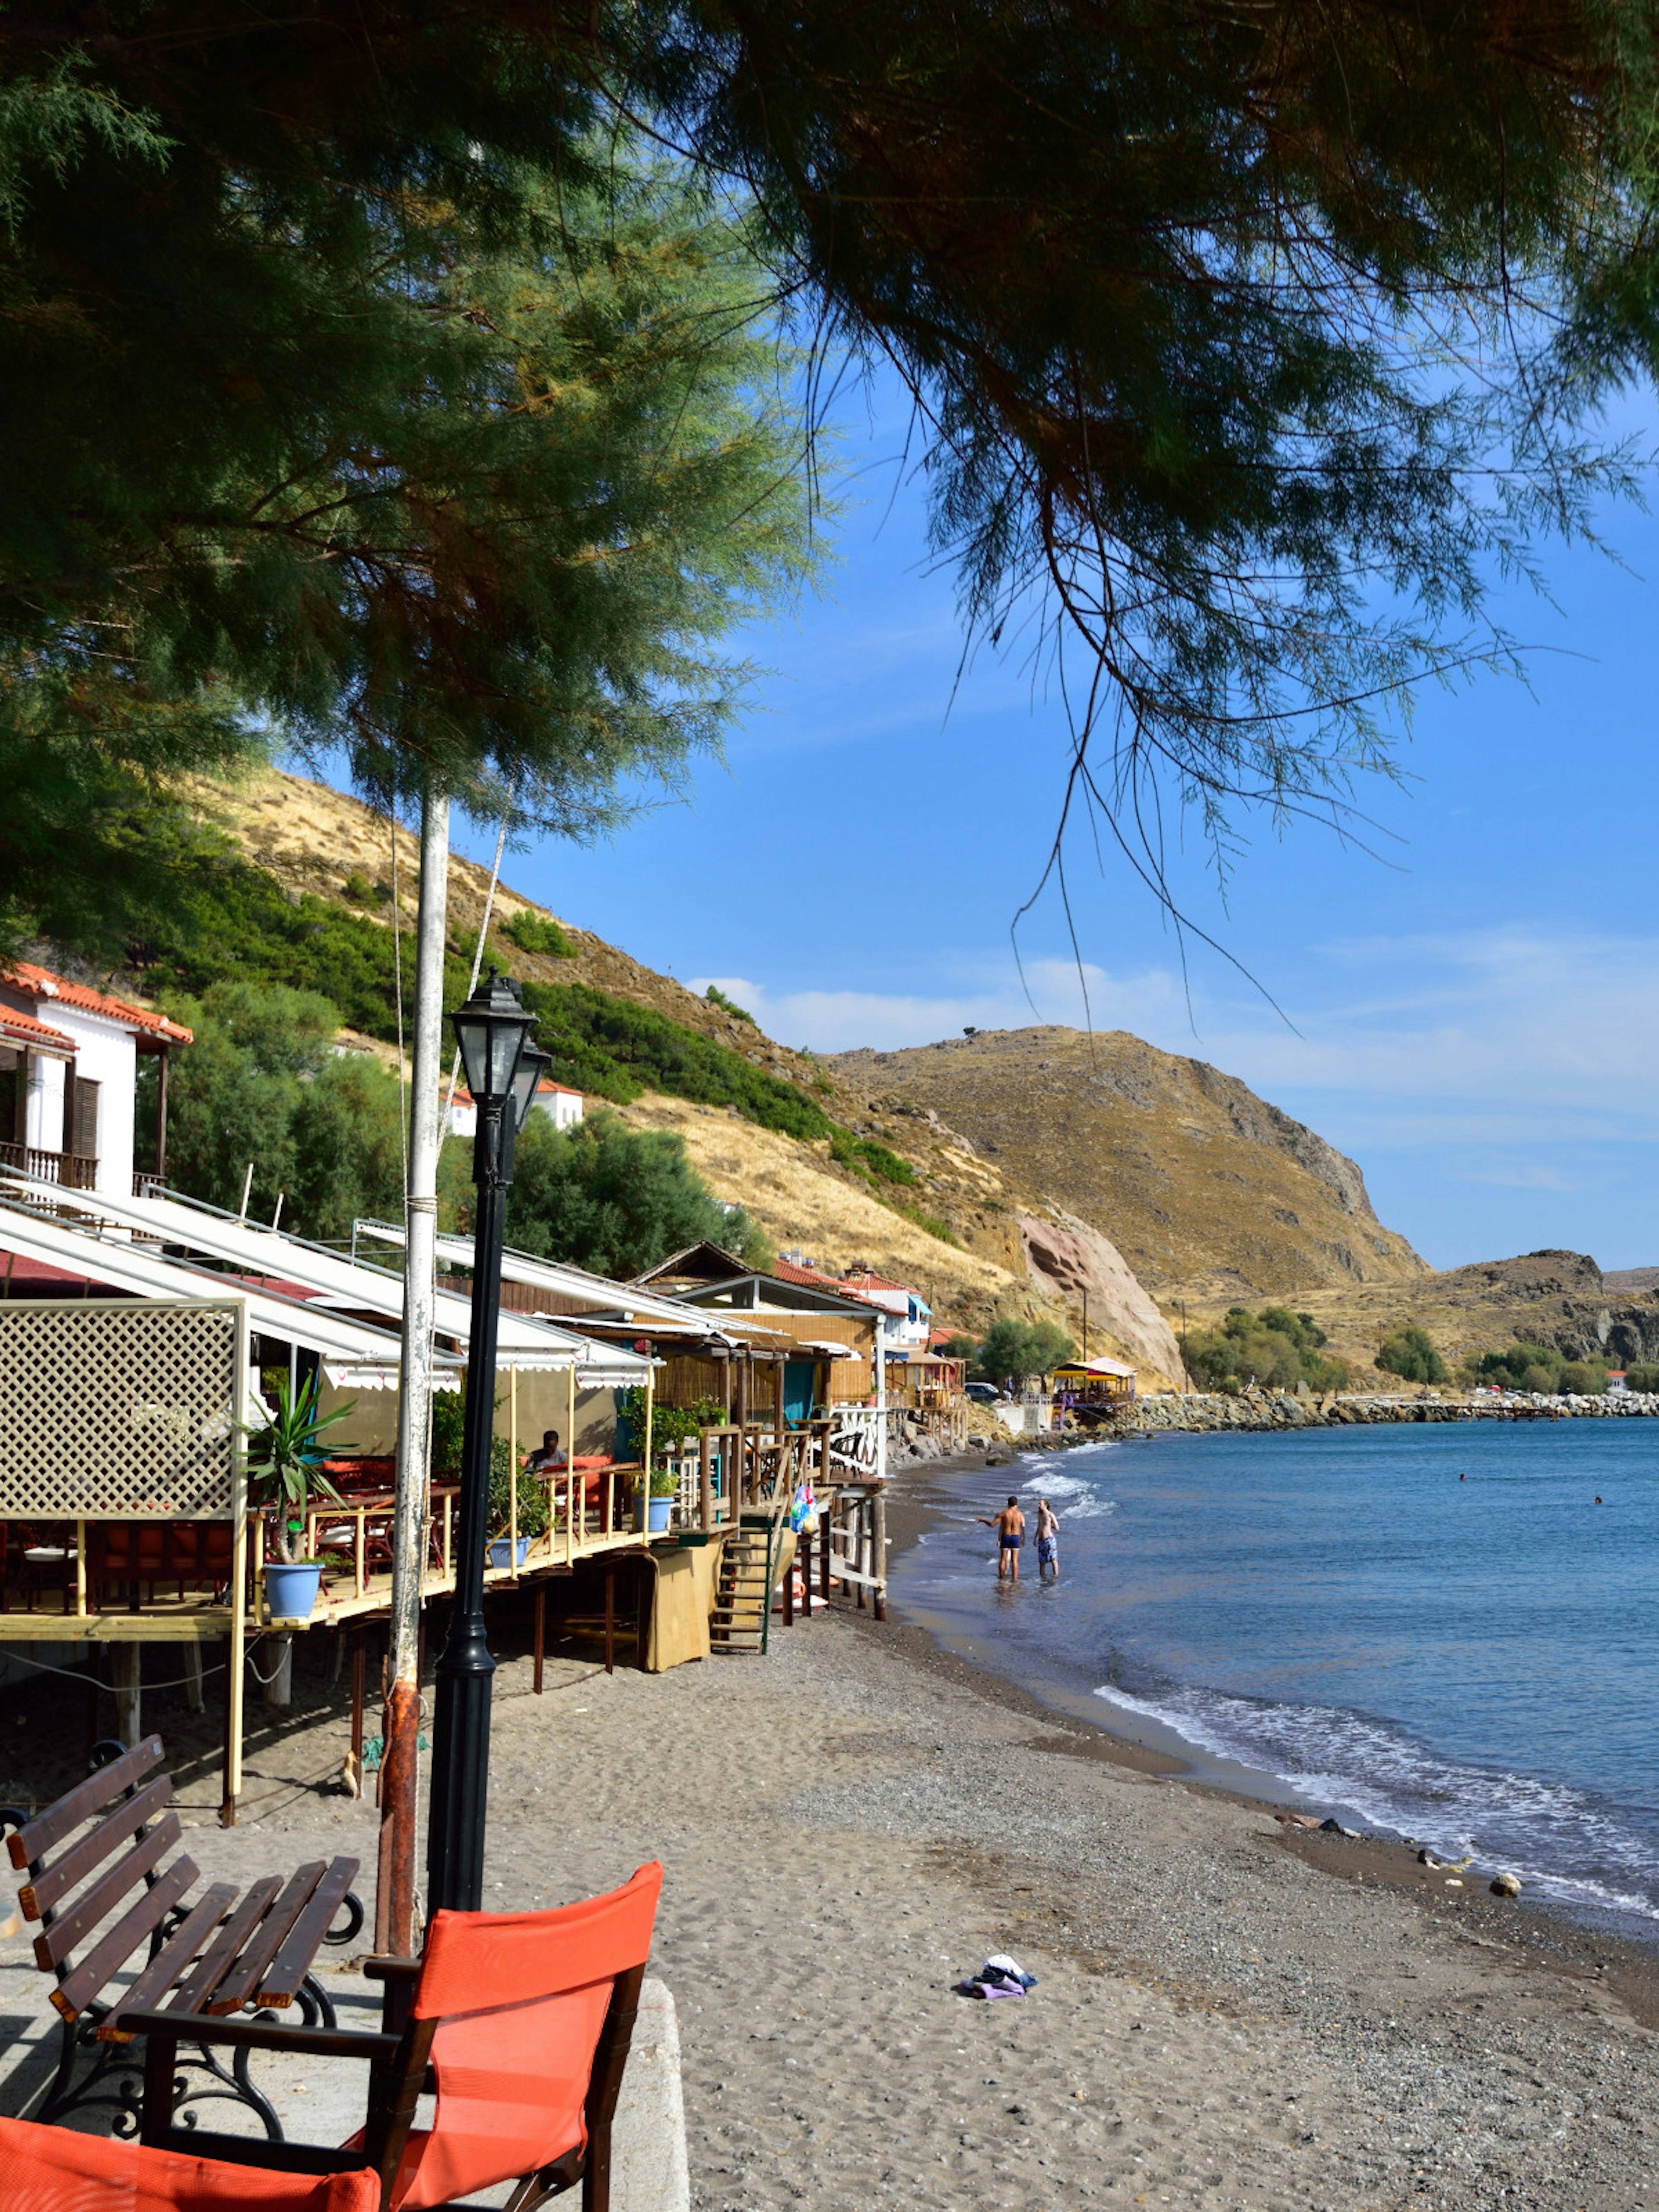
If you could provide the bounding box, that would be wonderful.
[445,1079,584,1141]
[0,962,192,1199]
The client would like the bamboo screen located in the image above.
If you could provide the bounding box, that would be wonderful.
[0,1298,242,1517]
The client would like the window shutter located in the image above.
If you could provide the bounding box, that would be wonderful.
[71,1077,99,1160]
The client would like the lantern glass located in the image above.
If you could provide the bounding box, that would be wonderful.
[450,970,532,1103]
[509,1043,550,1134]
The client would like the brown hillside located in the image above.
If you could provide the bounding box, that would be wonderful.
[829,1027,1429,1304]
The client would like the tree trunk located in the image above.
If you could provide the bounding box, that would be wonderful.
[377,784,450,1955]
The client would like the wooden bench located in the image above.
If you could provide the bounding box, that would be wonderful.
[0,1735,363,2138]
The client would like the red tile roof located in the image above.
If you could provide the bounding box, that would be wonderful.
[1,962,192,1045]
[0,1006,77,1055]
[770,1258,919,1310]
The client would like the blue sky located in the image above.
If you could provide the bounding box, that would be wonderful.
[438,372,1659,1275]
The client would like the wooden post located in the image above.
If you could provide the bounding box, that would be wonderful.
[699,1430,713,1534]
[604,1568,614,1675]
[783,1538,794,1627]
[873,1484,887,1622]
[348,1630,365,1798]
[734,1358,750,1508]
[642,1358,655,1497]
[155,1044,170,1182]
[820,1508,831,1606]
[182,1640,205,1712]
[772,1357,786,1440]
[509,1365,519,1569]
[73,1518,86,1619]
[533,1585,545,1695]
[566,1360,577,1477]
[111,1642,141,1746]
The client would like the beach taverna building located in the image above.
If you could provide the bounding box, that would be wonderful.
[630,1241,882,1419]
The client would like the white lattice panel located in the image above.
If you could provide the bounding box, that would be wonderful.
[0,1299,240,1516]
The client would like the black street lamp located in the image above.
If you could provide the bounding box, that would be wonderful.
[426,968,537,1914]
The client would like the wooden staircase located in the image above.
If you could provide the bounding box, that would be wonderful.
[709,1522,774,1653]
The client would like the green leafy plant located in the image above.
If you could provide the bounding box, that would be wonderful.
[974,1318,1077,1387]
[243,1376,352,1564]
[501,909,575,960]
[705,984,756,1024]
[488,1437,552,1541]
[829,1130,917,1186]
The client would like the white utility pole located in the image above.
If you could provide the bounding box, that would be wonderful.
[376,784,450,1955]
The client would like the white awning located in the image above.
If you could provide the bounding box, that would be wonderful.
[0,1174,652,1384]
[356,1217,771,1339]
[0,1201,425,1370]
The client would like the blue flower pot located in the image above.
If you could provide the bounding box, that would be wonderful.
[487,1536,531,1570]
[263,1562,322,1621]
[634,1494,674,1535]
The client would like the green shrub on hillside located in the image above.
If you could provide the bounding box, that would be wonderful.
[1625,1363,1659,1392]
[829,1130,917,1186]
[1375,1325,1448,1385]
[500,909,575,959]
[1184,1306,1349,1392]
[137,850,472,1042]
[518,979,834,1140]
[705,984,756,1024]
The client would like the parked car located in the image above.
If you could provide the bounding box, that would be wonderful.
[964,1380,1001,1405]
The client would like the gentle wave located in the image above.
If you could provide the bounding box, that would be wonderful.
[1093,1679,1659,1924]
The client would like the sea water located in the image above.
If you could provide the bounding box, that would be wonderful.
[888,1421,1659,1936]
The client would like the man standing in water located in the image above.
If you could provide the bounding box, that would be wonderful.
[1035,1497,1060,1581]
[978,1496,1026,1580]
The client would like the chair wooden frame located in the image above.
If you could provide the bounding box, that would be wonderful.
[122,1926,650,2212]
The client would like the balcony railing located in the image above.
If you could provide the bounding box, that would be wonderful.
[0,1139,97,1190]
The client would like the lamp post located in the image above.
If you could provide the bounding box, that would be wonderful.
[426,969,538,1915]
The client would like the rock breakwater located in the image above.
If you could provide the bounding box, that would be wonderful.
[1124,1389,1659,1434]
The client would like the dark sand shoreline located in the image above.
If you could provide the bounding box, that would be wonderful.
[887,1443,1659,2033]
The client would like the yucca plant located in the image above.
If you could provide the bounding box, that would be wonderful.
[243,1376,353,1564]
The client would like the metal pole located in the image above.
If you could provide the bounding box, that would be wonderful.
[426,1095,508,1915]
[874,1314,888,1486]
[378,783,449,1951]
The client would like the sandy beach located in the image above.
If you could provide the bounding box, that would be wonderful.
[6,1462,1659,2211]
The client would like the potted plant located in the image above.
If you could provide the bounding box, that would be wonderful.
[488,1437,552,1567]
[243,1376,353,1621]
[634,1464,678,1535]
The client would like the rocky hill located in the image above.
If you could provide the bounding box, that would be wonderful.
[829,1027,1429,1305]
[1294,1248,1659,1381]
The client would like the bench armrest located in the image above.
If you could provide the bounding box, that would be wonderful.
[361,1955,421,1983]
[116,2010,400,2062]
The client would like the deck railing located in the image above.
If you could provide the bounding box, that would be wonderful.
[0,1139,97,1190]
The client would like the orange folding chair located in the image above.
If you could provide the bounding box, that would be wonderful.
[118,1862,664,2212]
[0,2115,378,2212]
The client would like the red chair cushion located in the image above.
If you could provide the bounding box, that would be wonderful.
[0,2117,377,2212]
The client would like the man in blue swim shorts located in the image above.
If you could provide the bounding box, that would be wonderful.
[977,1496,1026,1580]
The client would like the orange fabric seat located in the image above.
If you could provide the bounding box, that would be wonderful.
[0,2117,378,2212]
[378,1864,662,2210]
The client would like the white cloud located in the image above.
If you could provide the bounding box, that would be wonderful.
[701,924,1659,1160]
[688,957,1192,1054]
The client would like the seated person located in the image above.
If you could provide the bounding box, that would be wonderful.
[524,1428,568,1472]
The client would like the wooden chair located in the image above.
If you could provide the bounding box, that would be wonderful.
[0,2114,379,2212]
[1,1738,363,2139]
[121,1862,664,2212]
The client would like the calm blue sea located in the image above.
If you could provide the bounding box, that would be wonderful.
[890,1423,1659,1936]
